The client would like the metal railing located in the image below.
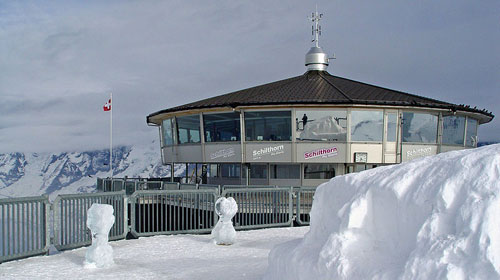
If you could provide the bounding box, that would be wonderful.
[1,183,316,263]
[53,191,127,251]
[222,187,294,230]
[129,189,218,237]
[295,187,315,226]
[0,196,50,263]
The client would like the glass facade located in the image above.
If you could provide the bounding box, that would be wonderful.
[466,118,478,147]
[220,164,241,178]
[351,111,383,141]
[250,164,268,179]
[161,118,174,146]
[204,112,240,142]
[270,164,300,179]
[442,116,465,145]
[402,113,438,143]
[387,113,398,142]
[173,163,187,182]
[245,111,291,141]
[295,110,347,141]
[304,164,336,179]
[177,115,201,144]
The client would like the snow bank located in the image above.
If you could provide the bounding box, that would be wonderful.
[265,144,500,279]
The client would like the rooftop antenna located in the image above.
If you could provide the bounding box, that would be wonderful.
[305,7,331,72]
[309,5,323,48]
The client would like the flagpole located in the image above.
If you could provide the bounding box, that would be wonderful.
[110,92,113,179]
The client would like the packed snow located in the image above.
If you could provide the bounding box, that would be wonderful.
[84,204,115,268]
[265,144,500,279]
[212,197,238,245]
[0,227,309,280]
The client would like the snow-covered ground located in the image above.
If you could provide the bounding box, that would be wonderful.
[265,144,500,279]
[0,227,309,280]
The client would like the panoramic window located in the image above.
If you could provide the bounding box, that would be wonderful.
[466,118,478,147]
[204,112,241,142]
[173,163,187,182]
[387,113,398,142]
[295,110,347,141]
[350,111,383,141]
[161,118,174,146]
[442,116,465,145]
[402,113,438,143]
[176,115,201,144]
[270,164,300,179]
[304,164,336,179]
[220,164,240,178]
[244,111,291,141]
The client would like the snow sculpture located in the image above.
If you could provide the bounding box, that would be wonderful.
[84,203,115,268]
[211,197,238,245]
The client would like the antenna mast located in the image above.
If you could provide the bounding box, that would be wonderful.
[305,8,329,71]
[309,6,323,48]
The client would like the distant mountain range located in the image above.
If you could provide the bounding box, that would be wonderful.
[0,142,170,199]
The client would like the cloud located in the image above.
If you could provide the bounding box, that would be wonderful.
[0,0,498,153]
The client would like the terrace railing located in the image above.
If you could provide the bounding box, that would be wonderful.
[129,189,218,237]
[0,196,50,263]
[1,182,316,264]
[53,191,127,251]
[222,187,294,230]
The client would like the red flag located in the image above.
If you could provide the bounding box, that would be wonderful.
[103,99,111,111]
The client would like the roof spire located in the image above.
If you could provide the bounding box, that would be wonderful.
[305,8,329,72]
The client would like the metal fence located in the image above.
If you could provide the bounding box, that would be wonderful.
[129,189,218,237]
[222,187,294,230]
[1,184,316,263]
[295,187,315,226]
[53,191,127,251]
[0,196,50,263]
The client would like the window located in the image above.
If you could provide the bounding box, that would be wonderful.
[245,111,291,141]
[270,164,300,179]
[204,112,240,142]
[295,110,347,141]
[173,163,187,182]
[220,164,240,178]
[176,115,201,144]
[466,118,478,147]
[208,164,219,178]
[387,113,398,142]
[161,118,174,146]
[442,116,465,145]
[304,164,336,179]
[351,111,383,141]
[402,113,438,143]
[250,164,268,179]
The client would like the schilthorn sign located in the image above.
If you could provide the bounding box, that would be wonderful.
[304,147,338,160]
[210,147,236,160]
[252,145,284,160]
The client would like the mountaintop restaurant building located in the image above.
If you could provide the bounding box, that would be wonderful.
[146,13,494,187]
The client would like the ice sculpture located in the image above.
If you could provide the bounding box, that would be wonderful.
[211,197,238,245]
[84,203,115,268]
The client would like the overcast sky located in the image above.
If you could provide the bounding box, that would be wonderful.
[1,0,498,153]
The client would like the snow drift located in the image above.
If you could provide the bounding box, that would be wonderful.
[265,144,500,279]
